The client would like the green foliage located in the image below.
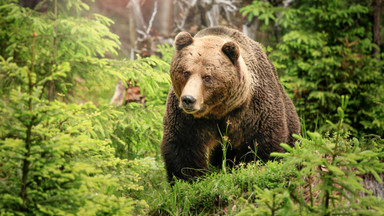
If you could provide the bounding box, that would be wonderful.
[1,0,383,215]
[108,54,170,106]
[107,47,171,158]
[149,161,295,215]
[237,187,294,216]
[111,103,165,158]
[0,86,150,215]
[240,1,282,26]
[0,0,120,102]
[0,0,160,214]
[241,0,384,135]
[239,103,384,215]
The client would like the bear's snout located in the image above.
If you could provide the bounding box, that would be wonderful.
[181,95,196,111]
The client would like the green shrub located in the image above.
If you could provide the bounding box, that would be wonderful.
[0,92,150,215]
[0,1,157,214]
[107,45,171,159]
[241,0,384,135]
[238,102,384,215]
[149,161,295,215]
[0,0,121,103]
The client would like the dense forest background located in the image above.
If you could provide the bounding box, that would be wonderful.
[1,0,384,215]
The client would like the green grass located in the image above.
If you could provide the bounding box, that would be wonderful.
[133,160,294,215]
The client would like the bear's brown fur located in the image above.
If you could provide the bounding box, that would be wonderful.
[161,26,300,182]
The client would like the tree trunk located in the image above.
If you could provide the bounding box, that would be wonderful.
[155,0,173,37]
[372,0,382,58]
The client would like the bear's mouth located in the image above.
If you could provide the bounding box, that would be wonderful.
[182,107,196,113]
[180,105,199,114]
[180,104,208,118]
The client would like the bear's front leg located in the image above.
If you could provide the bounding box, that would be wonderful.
[161,93,210,182]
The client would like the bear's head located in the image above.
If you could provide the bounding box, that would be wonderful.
[170,32,251,118]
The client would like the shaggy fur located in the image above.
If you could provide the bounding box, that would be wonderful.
[161,26,300,182]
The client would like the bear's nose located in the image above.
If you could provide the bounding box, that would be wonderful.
[181,95,196,109]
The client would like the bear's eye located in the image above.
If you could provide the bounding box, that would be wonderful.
[202,75,212,83]
[183,71,190,78]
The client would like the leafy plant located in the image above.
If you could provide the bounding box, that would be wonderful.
[107,45,171,159]
[0,0,121,102]
[148,160,295,215]
[241,0,384,135]
[238,99,384,215]
[0,1,156,214]
[218,120,232,173]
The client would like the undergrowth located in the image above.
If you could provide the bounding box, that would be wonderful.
[146,161,294,215]
[1,0,383,215]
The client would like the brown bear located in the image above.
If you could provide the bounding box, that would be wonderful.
[161,26,300,182]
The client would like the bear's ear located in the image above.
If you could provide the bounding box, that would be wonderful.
[222,41,240,65]
[175,32,193,51]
